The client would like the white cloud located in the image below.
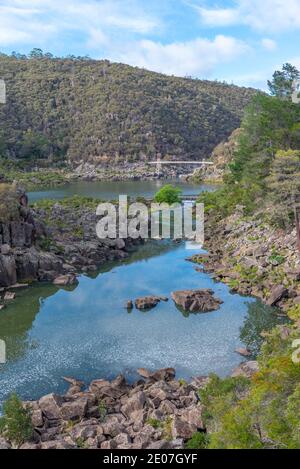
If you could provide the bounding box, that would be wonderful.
[116,35,250,77]
[261,38,277,51]
[0,0,159,47]
[196,0,300,33]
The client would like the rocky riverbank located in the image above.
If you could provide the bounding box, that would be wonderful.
[71,161,195,182]
[190,207,300,316]
[0,196,142,307]
[0,363,259,450]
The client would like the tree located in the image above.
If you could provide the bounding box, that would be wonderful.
[0,393,33,447]
[19,129,50,159]
[154,184,182,204]
[268,63,300,100]
[267,149,300,247]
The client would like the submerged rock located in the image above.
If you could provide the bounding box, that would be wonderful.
[171,289,223,312]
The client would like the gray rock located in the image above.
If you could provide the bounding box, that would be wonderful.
[135,296,161,310]
[60,397,88,420]
[171,289,223,312]
[38,393,63,420]
[267,285,289,306]
[0,254,17,286]
[53,274,78,286]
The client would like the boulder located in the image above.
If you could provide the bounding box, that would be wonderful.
[115,239,126,250]
[171,289,223,312]
[171,416,197,440]
[137,367,175,382]
[3,291,15,301]
[231,361,259,378]
[135,296,161,310]
[121,391,146,418]
[60,397,88,421]
[38,393,63,420]
[53,274,78,286]
[235,347,251,357]
[267,285,289,306]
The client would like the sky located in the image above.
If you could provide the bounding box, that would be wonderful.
[0,0,300,90]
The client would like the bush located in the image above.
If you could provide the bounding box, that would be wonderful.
[154,184,182,205]
[0,393,33,446]
[185,432,210,449]
[202,326,300,449]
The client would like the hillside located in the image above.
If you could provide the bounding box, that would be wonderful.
[0,51,257,166]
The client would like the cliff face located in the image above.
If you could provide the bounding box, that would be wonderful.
[189,128,241,182]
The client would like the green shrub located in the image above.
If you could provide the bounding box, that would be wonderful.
[185,432,210,449]
[0,393,33,446]
[154,184,182,205]
[98,400,107,422]
[146,418,162,429]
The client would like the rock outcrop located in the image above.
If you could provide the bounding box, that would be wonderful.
[171,289,223,313]
[1,369,205,450]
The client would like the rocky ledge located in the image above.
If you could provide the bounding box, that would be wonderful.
[0,363,259,450]
[0,368,205,450]
[0,198,142,303]
[191,207,299,314]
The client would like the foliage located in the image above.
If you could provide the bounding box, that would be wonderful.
[154,184,182,205]
[98,400,107,423]
[0,393,33,446]
[146,418,163,429]
[198,68,300,222]
[268,63,300,99]
[185,432,210,449]
[239,302,288,356]
[201,326,300,449]
[267,149,300,227]
[0,182,19,222]
[33,195,102,211]
[0,51,256,164]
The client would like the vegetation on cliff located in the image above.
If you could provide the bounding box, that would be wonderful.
[0,50,256,165]
[191,64,300,450]
[199,64,300,229]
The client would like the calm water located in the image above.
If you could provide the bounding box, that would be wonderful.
[28,180,216,203]
[0,241,283,405]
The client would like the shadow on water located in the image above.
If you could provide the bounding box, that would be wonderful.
[240,301,289,357]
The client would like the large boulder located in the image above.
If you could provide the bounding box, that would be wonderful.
[137,367,175,382]
[60,397,88,421]
[171,289,223,312]
[38,393,63,420]
[231,361,259,378]
[53,274,78,286]
[121,391,146,418]
[267,285,289,306]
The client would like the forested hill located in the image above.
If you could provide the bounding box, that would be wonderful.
[0,51,258,165]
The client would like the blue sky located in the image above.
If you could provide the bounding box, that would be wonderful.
[1,0,300,90]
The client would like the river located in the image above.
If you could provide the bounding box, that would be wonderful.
[0,181,285,406]
[27,180,216,203]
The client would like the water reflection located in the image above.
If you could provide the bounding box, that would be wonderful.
[240,301,288,357]
[0,241,286,405]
